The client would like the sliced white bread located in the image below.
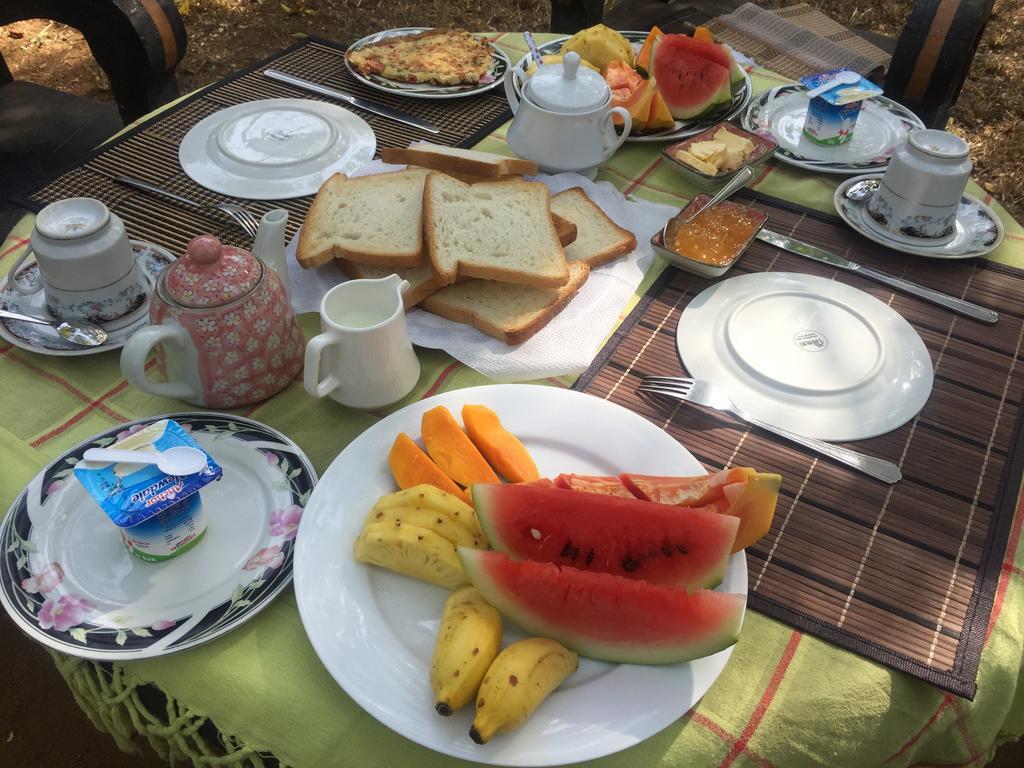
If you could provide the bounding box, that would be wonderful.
[335,262,441,309]
[424,173,568,288]
[422,261,590,345]
[550,187,637,268]
[380,143,538,178]
[296,168,430,269]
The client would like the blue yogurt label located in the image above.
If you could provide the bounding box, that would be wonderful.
[799,69,883,146]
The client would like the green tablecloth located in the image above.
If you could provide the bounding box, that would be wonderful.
[2,32,1023,768]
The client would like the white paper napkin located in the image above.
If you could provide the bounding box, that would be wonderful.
[284,161,677,382]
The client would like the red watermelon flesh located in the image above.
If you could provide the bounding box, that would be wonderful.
[650,34,732,119]
[460,548,745,664]
[472,483,738,589]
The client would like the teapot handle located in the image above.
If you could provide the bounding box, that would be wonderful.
[505,67,527,115]
[120,325,200,401]
[603,107,633,154]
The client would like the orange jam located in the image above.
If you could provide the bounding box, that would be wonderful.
[668,204,761,266]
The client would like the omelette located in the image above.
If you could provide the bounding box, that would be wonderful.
[347,28,493,86]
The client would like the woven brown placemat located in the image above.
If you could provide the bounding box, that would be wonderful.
[574,193,1023,698]
[708,2,892,80]
[15,36,512,256]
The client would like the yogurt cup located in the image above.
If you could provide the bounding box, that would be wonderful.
[74,419,222,562]
[800,69,882,146]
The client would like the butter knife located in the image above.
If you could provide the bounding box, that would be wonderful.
[755,229,998,324]
[263,69,441,134]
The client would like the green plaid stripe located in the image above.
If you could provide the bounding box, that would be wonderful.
[0,32,1022,768]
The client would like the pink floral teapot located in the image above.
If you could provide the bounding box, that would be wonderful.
[121,233,303,408]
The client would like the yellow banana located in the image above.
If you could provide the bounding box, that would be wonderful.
[375,484,487,544]
[430,586,503,716]
[353,522,467,588]
[470,637,578,744]
[364,505,485,549]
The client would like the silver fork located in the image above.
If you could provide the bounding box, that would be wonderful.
[638,376,903,484]
[113,174,261,240]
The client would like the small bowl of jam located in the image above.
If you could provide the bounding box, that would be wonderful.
[652,195,767,277]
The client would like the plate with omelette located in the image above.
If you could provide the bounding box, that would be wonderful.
[345,27,510,99]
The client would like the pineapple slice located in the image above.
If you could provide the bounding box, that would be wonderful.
[364,505,486,549]
[375,484,486,543]
[354,522,468,588]
[561,24,634,72]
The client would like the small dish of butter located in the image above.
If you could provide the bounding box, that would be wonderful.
[662,122,778,191]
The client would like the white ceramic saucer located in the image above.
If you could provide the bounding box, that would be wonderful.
[676,272,933,442]
[0,413,317,660]
[0,240,174,356]
[742,85,924,173]
[834,174,1005,259]
[179,98,376,199]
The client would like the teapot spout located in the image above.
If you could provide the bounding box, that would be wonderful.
[253,209,290,296]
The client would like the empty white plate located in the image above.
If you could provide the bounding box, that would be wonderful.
[179,98,376,199]
[676,273,934,441]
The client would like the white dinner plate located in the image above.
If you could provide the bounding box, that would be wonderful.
[0,413,317,660]
[677,273,934,442]
[0,240,174,357]
[834,174,1005,260]
[512,32,753,143]
[344,27,510,99]
[179,98,376,199]
[742,84,924,174]
[294,384,747,766]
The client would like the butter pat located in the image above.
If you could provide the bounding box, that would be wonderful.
[800,69,882,146]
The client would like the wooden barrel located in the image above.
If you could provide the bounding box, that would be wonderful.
[883,0,994,127]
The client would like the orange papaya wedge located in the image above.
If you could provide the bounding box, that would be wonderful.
[635,25,663,72]
[462,404,540,483]
[693,25,715,44]
[388,432,470,503]
[422,406,500,487]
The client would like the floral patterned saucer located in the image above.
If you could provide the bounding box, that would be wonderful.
[834,173,1005,260]
[742,84,924,174]
[0,413,316,660]
[0,240,174,357]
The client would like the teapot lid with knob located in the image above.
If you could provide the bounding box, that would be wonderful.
[522,52,610,113]
[163,235,262,308]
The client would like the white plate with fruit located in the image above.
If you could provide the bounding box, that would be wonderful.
[513,27,752,143]
[294,385,783,765]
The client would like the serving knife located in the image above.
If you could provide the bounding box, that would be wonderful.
[755,229,999,324]
[263,69,441,134]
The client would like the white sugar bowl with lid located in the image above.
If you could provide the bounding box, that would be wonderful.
[865,129,973,246]
[505,51,632,175]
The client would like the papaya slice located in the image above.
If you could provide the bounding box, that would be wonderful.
[693,25,715,44]
[422,406,500,488]
[635,25,663,73]
[388,433,470,503]
[644,89,675,132]
[554,473,635,497]
[462,404,540,483]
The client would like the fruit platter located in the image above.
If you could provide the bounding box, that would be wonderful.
[294,385,782,764]
[512,25,752,143]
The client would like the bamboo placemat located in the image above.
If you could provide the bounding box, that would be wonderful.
[15,36,512,256]
[574,194,1024,698]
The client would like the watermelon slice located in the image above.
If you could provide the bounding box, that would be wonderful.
[472,483,738,589]
[460,548,745,664]
[650,34,732,119]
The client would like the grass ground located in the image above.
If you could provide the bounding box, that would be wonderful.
[0,0,1020,219]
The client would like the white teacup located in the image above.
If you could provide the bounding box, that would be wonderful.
[865,129,972,246]
[303,275,421,409]
[9,198,149,322]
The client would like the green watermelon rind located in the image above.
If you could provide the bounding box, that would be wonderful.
[650,36,733,120]
[459,548,745,665]
[472,483,735,590]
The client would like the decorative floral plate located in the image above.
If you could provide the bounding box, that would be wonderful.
[0,413,317,660]
[0,240,174,357]
[344,27,510,100]
[742,84,925,174]
[834,173,1005,260]
[512,32,753,143]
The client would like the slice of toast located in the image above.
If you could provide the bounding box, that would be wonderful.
[296,168,430,269]
[424,173,568,288]
[381,143,538,178]
[422,261,591,345]
[550,187,636,268]
[335,262,441,309]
